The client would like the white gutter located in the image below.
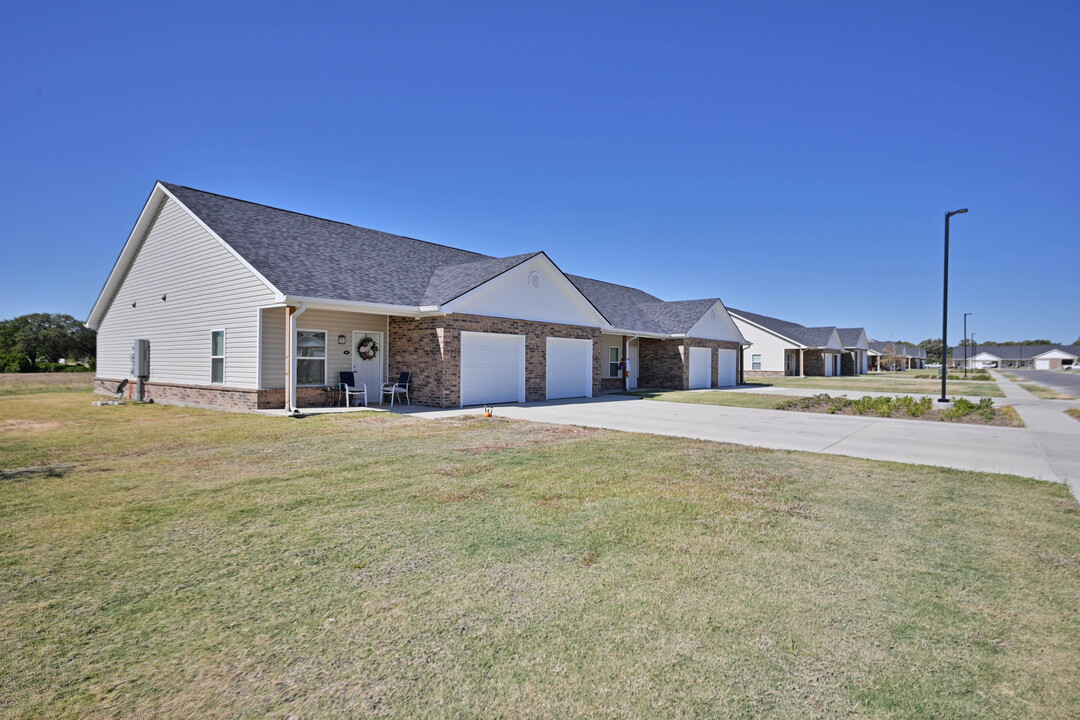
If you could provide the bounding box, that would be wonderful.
[281,295,424,317]
[288,302,307,415]
[605,328,669,339]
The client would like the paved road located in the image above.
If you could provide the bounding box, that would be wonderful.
[1010,369,1080,398]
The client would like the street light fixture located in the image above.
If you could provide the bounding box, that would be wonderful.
[963,312,972,378]
[939,208,968,403]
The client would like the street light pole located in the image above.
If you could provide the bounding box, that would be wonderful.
[963,312,972,378]
[940,209,969,402]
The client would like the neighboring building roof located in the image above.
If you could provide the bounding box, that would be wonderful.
[100,182,734,338]
[728,308,838,349]
[949,344,1077,360]
[837,327,867,348]
[869,340,907,355]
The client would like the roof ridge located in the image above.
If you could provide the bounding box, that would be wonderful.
[160,181,492,260]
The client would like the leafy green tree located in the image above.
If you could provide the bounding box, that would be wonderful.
[918,338,944,364]
[0,313,96,368]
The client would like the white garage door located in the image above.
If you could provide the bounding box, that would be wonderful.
[460,331,525,406]
[1035,358,1051,369]
[689,347,711,389]
[716,349,737,387]
[546,337,593,400]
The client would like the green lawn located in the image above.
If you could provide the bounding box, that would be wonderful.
[749,374,1004,398]
[2,392,1079,718]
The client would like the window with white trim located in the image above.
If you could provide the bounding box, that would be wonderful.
[608,346,621,378]
[296,330,327,385]
[751,353,762,371]
[210,330,225,383]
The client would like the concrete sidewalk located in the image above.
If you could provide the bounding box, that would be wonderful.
[988,371,1080,497]
[397,392,1069,489]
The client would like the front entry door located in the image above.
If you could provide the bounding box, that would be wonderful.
[628,344,639,390]
[352,331,384,398]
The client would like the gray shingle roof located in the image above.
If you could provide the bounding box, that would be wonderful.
[949,344,1080,360]
[419,253,540,306]
[728,308,837,349]
[837,327,866,348]
[163,182,727,335]
[164,182,493,306]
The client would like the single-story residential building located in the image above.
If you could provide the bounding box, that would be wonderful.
[1031,346,1080,369]
[728,309,845,377]
[87,182,749,411]
[949,344,1079,370]
[838,327,870,375]
[868,341,913,371]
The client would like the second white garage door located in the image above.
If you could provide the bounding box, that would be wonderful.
[716,348,737,387]
[1035,358,1051,370]
[546,337,593,400]
[460,331,525,406]
[689,347,711,389]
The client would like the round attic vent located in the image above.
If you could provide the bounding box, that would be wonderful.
[529,271,542,289]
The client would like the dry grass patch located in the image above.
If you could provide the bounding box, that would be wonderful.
[1018,382,1075,400]
[750,374,1005,397]
[2,391,1079,719]
[0,372,95,395]
[1066,408,1080,423]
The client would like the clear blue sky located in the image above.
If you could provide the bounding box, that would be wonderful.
[2,1,1077,345]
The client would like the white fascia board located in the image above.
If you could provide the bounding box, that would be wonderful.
[86,184,168,329]
[281,295,424,317]
[440,252,608,327]
[730,313,807,349]
[86,182,287,330]
[1032,348,1079,360]
[606,327,670,339]
[159,183,283,302]
[686,300,749,344]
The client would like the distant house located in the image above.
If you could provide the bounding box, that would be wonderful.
[1032,347,1080,369]
[948,344,1078,369]
[728,309,846,377]
[87,182,748,411]
[868,341,913,371]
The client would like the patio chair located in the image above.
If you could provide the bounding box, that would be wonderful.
[338,371,367,407]
[381,371,411,406]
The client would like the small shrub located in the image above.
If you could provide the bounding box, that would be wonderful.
[35,361,65,373]
[62,364,92,372]
[944,397,997,422]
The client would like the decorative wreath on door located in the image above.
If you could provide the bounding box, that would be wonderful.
[356,336,379,361]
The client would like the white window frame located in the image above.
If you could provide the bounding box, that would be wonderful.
[607,346,621,378]
[751,353,762,371]
[296,328,328,386]
[210,329,225,384]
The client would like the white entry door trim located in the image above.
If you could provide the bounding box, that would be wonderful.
[352,331,384,399]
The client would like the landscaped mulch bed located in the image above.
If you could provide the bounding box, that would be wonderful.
[777,393,1024,427]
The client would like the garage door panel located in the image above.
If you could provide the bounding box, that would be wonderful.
[461,331,525,406]
[689,347,711,389]
[716,349,736,387]
[546,337,593,400]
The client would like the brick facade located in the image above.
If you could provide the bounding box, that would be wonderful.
[745,370,785,378]
[638,337,742,390]
[389,313,602,408]
[95,379,341,411]
[803,351,826,376]
[840,351,856,376]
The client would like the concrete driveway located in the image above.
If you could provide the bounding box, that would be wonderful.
[402,390,1075,492]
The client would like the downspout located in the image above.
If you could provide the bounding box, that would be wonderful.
[287,302,307,416]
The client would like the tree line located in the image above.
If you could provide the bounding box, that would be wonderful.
[0,313,96,372]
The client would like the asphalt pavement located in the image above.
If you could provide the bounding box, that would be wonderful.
[1009,368,1080,397]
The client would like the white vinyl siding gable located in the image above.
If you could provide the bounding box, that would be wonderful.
[94,198,276,387]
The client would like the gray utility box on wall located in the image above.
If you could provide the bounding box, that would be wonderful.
[130,338,150,378]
